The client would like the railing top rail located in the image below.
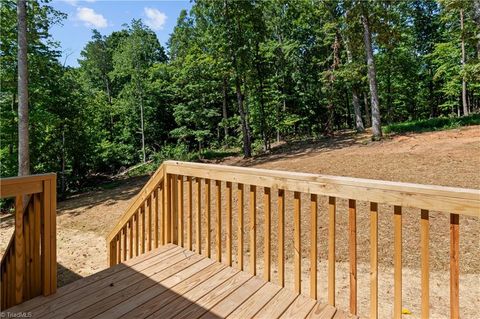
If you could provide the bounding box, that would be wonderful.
[107,165,165,243]
[164,161,480,217]
[0,173,56,198]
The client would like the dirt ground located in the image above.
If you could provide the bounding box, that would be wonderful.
[1,126,479,318]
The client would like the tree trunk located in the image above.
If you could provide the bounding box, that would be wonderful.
[139,93,146,163]
[361,9,382,140]
[17,0,29,176]
[222,76,229,145]
[352,87,364,132]
[234,69,252,158]
[363,93,371,127]
[460,8,468,116]
[344,33,365,132]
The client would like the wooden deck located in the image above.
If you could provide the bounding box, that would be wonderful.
[5,244,355,318]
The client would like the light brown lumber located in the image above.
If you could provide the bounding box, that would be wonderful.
[393,205,402,319]
[249,185,257,275]
[226,182,233,266]
[310,194,318,299]
[307,303,337,319]
[175,272,254,319]
[199,276,265,319]
[294,191,301,294]
[216,180,222,262]
[187,177,193,250]
[177,175,184,247]
[264,187,271,281]
[450,213,459,319]
[196,178,202,254]
[205,178,211,257]
[349,199,357,314]
[278,189,285,287]
[328,196,336,306]
[226,282,281,318]
[255,287,298,319]
[237,183,244,270]
[279,294,317,319]
[370,202,378,319]
[421,209,429,319]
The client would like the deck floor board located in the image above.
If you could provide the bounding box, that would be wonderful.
[4,245,355,319]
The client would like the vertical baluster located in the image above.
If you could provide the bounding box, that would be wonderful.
[33,194,41,295]
[172,174,178,244]
[226,182,232,266]
[147,195,152,252]
[264,188,271,281]
[421,209,430,319]
[122,225,127,261]
[237,183,244,270]
[135,211,139,257]
[187,177,193,250]
[178,175,184,247]
[15,195,24,304]
[160,185,165,246]
[41,179,51,296]
[116,235,121,264]
[141,205,146,254]
[154,187,159,249]
[109,240,117,266]
[129,218,133,259]
[310,194,318,299]
[49,176,57,292]
[370,202,378,319]
[294,191,301,294]
[196,178,202,254]
[278,189,285,287]
[450,213,459,319]
[249,185,257,275]
[205,179,211,257]
[216,180,222,262]
[328,196,336,306]
[349,199,357,314]
[165,174,171,244]
[24,206,31,299]
[394,205,402,319]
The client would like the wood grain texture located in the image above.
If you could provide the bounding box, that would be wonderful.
[370,202,378,319]
[421,209,429,319]
[328,196,336,306]
[226,182,233,266]
[249,185,257,276]
[394,206,402,319]
[278,189,285,287]
[237,183,244,271]
[264,187,271,281]
[450,213,459,319]
[205,178,211,258]
[294,191,301,294]
[310,194,318,300]
[348,199,357,314]
[216,180,222,262]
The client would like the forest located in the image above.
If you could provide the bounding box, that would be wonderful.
[1,0,479,194]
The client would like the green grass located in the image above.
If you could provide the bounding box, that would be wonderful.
[383,114,480,134]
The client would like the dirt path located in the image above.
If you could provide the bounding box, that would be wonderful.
[1,126,479,318]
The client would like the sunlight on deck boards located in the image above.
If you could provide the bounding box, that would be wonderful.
[4,244,356,319]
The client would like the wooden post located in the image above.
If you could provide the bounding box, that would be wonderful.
[294,191,301,294]
[328,196,336,306]
[237,183,244,270]
[264,188,271,281]
[187,177,193,250]
[196,178,202,254]
[216,180,222,262]
[394,206,402,319]
[349,199,357,314]
[450,214,459,319]
[421,210,429,319]
[177,175,184,247]
[249,185,256,275]
[205,179,211,258]
[226,182,232,266]
[310,194,318,299]
[278,189,285,287]
[370,202,378,319]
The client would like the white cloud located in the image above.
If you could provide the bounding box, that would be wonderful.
[144,7,167,31]
[62,0,94,6]
[76,7,107,28]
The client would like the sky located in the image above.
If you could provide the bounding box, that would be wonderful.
[50,0,192,67]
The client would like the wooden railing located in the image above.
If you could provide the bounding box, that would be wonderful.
[107,161,480,318]
[0,174,57,310]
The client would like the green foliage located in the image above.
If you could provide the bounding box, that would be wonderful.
[384,114,480,134]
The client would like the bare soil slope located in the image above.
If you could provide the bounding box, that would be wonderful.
[1,126,479,318]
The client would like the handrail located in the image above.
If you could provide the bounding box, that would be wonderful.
[107,161,480,318]
[164,161,479,217]
[0,173,57,310]
[106,164,166,266]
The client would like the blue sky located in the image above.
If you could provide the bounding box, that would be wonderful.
[50,0,192,67]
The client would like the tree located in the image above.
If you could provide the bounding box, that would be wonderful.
[17,0,29,175]
[361,2,382,140]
